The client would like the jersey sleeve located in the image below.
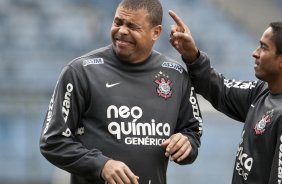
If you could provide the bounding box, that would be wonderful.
[39,64,110,180]
[186,51,258,122]
[174,71,203,165]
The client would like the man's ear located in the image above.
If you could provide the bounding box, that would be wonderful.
[152,25,162,41]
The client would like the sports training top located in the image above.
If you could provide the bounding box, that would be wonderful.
[187,51,282,184]
[40,45,202,184]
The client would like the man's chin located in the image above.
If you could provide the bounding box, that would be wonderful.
[255,73,265,82]
[115,51,131,61]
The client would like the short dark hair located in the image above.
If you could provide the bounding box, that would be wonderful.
[118,0,163,27]
[270,22,282,55]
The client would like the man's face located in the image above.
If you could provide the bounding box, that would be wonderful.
[111,6,161,64]
[252,27,281,83]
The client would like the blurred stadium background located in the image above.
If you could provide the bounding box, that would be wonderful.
[0,0,281,183]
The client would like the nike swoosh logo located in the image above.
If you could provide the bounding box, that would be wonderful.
[106,82,120,88]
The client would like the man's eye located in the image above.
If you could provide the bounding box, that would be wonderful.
[128,24,139,30]
[261,46,266,50]
[114,19,122,26]
[259,44,266,50]
[128,25,136,29]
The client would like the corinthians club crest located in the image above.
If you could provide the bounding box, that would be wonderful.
[154,71,172,100]
[254,109,274,135]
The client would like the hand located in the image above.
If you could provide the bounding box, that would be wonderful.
[101,160,139,184]
[160,133,192,162]
[168,10,199,63]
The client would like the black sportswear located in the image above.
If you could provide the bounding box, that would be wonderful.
[187,51,282,184]
[40,45,202,184]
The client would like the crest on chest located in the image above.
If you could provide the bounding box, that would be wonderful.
[154,71,172,100]
[254,109,274,135]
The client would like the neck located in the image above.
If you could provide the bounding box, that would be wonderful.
[268,81,282,94]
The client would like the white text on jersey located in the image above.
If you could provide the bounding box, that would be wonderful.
[107,105,170,146]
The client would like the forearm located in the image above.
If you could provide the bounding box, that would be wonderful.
[40,134,110,180]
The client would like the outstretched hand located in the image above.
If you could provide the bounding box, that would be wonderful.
[169,10,199,63]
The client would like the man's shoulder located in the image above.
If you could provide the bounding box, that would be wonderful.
[68,45,112,68]
[152,50,187,74]
[80,45,112,58]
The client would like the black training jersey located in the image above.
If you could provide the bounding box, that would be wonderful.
[40,45,202,184]
[187,51,282,184]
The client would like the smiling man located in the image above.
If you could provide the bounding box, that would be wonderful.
[39,1,203,184]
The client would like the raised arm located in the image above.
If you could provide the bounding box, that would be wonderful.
[169,10,199,63]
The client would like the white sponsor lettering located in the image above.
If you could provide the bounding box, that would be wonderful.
[162,62,183,73]
[108,120,170,140]
[107,105,142,119]
[61,83,73,137]
[62,128,71,137]
[107,105,170,145]
[278,135,282,183]
[83,58,104,66]
[190,87,203,134]
[62,83,73,123]
[236,162,249,180]
[224,79,257,89]
[237,147,253,172]
[235,131,253,180]
[125,137,165,146]
[44,89,56,134]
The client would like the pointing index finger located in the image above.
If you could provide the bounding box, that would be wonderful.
[168,10,186,31]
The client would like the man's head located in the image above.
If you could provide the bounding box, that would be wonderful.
[269,22,282,55]
[111,0,163,63]
[252,22,282,88]
[119,0,163,27]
